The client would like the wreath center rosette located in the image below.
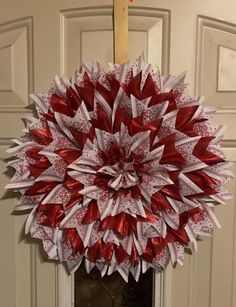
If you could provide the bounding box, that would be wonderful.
[6,57,233,281]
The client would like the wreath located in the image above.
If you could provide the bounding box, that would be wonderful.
[6,57,232,281]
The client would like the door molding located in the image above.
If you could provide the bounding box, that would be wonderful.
[56,264,172,307]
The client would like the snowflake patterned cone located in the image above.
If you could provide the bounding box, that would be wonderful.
[6,57,233,282]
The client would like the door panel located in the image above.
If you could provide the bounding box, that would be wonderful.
[0,1,235,307]
[61,7,170,75]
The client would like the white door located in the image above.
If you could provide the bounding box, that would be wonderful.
[0,1,235,307]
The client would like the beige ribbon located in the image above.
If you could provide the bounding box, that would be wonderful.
[113,0,129,64]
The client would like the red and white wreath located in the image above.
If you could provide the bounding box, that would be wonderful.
[6,57,232,281]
